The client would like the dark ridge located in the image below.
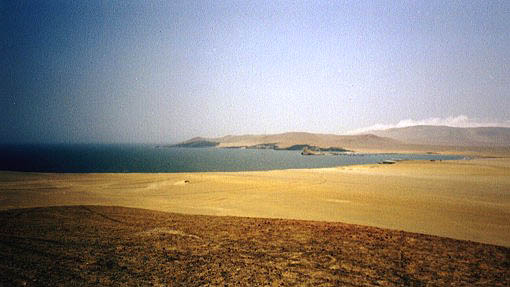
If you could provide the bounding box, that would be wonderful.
[317,147,350,152]
[279,144,315,150]
[280,145,350,152]
[171,140,219,148]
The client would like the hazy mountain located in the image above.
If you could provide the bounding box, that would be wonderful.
[173,132,403,150]
[366,126,510,147]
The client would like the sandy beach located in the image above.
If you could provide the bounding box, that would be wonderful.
[1,157,509,247]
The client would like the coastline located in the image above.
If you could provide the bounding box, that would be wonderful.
[1,157,509,247]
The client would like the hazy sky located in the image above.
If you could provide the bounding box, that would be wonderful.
[2,1,509,143]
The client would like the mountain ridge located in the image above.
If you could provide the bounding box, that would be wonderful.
[172,126,510,155]
[172,132,404,151]
[364,125,510,147]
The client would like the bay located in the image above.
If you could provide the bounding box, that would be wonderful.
[0,144,463,173]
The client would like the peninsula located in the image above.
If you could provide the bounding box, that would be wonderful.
[169,127,510,156]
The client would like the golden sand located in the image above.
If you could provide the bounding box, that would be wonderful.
[1,158,509,246]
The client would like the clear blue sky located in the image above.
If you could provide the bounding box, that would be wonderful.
[2,1,509,143]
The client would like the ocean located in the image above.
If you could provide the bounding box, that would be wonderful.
[0,144,463,173]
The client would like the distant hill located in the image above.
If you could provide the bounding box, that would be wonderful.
[366,126,510,147]
[172,137,219,148]
[172,132,403,151]
[170,129,510,155]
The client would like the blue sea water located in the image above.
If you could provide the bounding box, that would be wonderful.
[0,144,463,173]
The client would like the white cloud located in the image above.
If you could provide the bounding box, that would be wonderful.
[348,115,510,134]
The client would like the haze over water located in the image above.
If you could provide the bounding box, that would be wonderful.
[2,1,509,144]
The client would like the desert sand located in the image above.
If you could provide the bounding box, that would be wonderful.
[1,158,509,247]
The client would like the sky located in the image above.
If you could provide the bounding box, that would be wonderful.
[1,1,509,144]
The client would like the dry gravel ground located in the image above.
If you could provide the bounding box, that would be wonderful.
[0,206,508,286]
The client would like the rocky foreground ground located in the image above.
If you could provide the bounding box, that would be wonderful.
[0,206,508,286]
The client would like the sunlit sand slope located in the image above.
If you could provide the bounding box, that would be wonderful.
[0,158,509,246]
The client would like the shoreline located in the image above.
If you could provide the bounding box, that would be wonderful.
[0,152,468,175]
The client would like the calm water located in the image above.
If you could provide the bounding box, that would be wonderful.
[0,144,463,173]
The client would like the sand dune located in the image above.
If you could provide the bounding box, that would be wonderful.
[1,158,509,247]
